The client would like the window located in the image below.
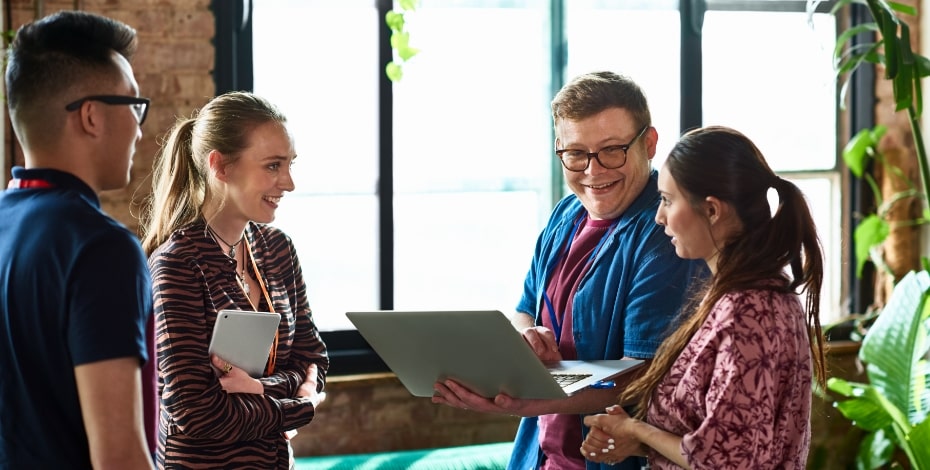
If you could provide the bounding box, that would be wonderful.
[237,0,848,374]
[700,5,842,322]
[390,1,553,316]
[253,0,381,332]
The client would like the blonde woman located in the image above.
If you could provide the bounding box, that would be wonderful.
[141,91,327,469]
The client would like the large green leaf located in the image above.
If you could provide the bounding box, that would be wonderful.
[857,428,894,470]
[916,54,930,77]
[829,379,896,430]
[907,418,930,469]
[853,215,890,277]
[892,51,913,111]
[860,270,930,424]
[843,125,887,177]
[878,9,899,78]
[829,377,929,469]
[886,1,918,16]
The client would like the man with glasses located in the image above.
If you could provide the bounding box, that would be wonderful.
[432,71,704,469]
[0,10,155,469]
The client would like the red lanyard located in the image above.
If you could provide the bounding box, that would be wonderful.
[7,178,54,189]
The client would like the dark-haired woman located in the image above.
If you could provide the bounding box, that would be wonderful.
[580,126,827,469]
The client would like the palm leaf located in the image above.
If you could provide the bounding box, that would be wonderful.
[860,270,930,425]
[908,418,930,469]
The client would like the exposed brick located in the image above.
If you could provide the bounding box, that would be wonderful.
[3,1,215,229]
[293,374,519,456]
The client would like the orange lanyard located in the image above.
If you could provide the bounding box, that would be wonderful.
[236,236,278,376]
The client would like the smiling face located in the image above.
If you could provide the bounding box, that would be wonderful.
[219,120,297,225]
[555,107,656,220]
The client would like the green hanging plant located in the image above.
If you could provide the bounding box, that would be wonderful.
[826,0,930,280]
[385,0,421,82]
[842,124,928,279]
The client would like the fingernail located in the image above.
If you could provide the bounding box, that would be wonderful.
[608,444,615,450]
[602,448,609,453]
[589,452,596,457]
[608,438,615,444]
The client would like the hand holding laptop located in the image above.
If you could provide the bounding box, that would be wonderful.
[346,310,643,401]
[431,376,538,417]
[520,325,563,362]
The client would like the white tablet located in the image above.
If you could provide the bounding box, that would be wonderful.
[208,309,281,378]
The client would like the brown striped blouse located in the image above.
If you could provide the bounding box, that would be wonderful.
[149,220,328,469]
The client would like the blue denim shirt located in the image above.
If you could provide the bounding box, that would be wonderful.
[508,170,705,470]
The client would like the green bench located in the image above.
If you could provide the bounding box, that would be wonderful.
[295,441,513,470]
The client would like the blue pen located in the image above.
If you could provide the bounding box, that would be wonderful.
[590,380,615,389]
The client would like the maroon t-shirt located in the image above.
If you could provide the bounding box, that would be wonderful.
[539,216,616,469]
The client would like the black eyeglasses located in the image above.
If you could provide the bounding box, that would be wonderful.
[556,125,650,172]
[65,95,151,125]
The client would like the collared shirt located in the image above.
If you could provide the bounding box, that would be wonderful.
[0,167,152,469]
[510,170,706,470]
[647,288,812,469]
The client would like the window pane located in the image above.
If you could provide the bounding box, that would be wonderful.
[394,192,543,312]
[703,10,842,323]
[703,11,837,171]
[393,1,552,312]
[790,176,843,324]
[565,0,680,169]
[254,0,379,331]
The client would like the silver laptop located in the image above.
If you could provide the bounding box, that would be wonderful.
[345,309,644,399]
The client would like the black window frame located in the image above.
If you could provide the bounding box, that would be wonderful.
[213,0,871,375]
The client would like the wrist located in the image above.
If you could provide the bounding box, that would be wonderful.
[628,416,647,444]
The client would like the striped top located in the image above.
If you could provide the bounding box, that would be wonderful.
[149,220,328,469]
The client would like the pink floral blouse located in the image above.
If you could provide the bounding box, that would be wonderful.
[646,288,812,469]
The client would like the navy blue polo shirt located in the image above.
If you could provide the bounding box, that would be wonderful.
[0,167,152,468]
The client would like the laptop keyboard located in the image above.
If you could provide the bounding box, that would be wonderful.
[551,373,592,387]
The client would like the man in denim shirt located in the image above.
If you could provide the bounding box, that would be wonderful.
[432,71,704,470]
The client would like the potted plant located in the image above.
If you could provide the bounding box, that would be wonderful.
[814,1,930,467]
[827,0,930,283]
[826,270,930,468]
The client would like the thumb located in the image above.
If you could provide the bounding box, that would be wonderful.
[210,354,226,368]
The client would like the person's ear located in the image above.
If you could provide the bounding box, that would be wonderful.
[207,150,230,182]
[644,127,658,160]
[704,196,723,224]
[76,101,104,138]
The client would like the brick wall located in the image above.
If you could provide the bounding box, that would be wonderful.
[292,373,520,457]
[3,0,215,234]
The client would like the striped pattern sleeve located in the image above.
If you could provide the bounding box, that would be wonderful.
[151,222,328,466]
